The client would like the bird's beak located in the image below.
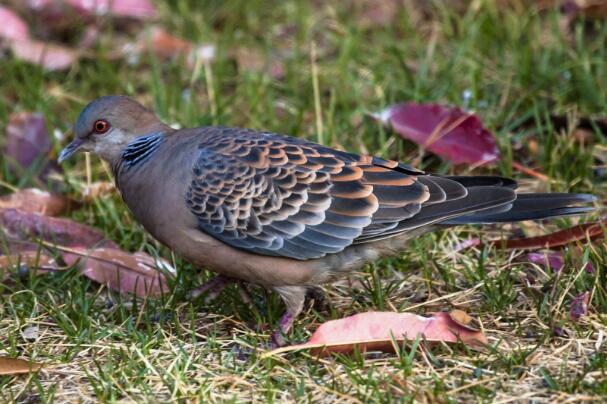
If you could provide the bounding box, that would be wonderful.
[58,130,84,163]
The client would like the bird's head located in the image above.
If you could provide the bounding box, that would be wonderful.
[58,95,170,164]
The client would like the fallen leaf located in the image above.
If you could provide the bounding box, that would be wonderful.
[0,357,42,375]
[448,309,480,332]
[0,208,118,248]
[5,112,51,170]
[526,251,565,272]
[570,291,590,321]
[63,247,175,297]
[490,220,606,250]
[267,311,487,357]
[0,251,58,271]
[0,6,29,42]
[373,103,499,165]
[133,27,215,67]
[0,188,75,216]
[10,39,76,71]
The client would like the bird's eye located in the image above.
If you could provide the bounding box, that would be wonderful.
[93,120,109,134]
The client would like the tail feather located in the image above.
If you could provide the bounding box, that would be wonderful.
[441,192,596,224]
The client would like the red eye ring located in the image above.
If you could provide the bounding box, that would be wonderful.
[93,120,109,134]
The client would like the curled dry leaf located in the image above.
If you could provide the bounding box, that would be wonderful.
[5,112,51,169]
[0,6,29,42]
[491,220,606,250]
[570,291,590,322]
[268,311,487,357]
[63,247,175,297]
[0,188,75,216]
[0,357,42,376]
[373,103,499,165]
[0,208,118,249]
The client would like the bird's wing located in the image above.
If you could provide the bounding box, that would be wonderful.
[185,127,460,260]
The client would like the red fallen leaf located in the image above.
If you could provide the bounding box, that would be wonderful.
[267,311,487,357]
[29,0,157,20]
[373,103,499,165]
[10,39,76,71]
[5,112,51,170]
[490,220,606,250]
[62,247,175,297]
[0,188,75,216]
[570,291,590,322]
[0,208,117,249]
[526,251,565,272]
[0,357,42,375]
[0,6,30,42]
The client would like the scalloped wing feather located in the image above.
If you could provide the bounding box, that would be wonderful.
[185,128,431,260]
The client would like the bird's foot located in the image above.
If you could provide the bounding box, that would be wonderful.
[188,275,253,304]
[269,311,295,349]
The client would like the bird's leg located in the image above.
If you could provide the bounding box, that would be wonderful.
[270,286,306,348]
[305,286,328,312]
[188,275,253,304]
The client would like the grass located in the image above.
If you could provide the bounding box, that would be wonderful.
[1,0,607,401]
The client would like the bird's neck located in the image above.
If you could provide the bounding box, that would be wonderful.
[110,131,167,180]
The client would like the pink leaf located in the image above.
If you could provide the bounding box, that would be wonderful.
[0,6,30,42]
[526,251,565,272]
[10,39,76,71]
[570,292,590,322]
[63,247,175,297]
[269,311,487,356]
[5,112,51,169]
[0,208,117,249]
[0,188,76,216]
[374,103,499,165]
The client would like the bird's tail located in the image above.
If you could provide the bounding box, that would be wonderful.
[441,189,596,225]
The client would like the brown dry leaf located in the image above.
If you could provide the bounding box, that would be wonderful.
[63,247,175,297]
[0,188,75,216]
[0,208,118,249]
[267,311,487,357]
[0,357,43,375]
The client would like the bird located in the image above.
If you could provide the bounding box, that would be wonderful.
[59,95,596,347]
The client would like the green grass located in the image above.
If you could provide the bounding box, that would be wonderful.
[1,0,607,401]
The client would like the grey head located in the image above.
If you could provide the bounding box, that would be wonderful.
[58,95,171,165]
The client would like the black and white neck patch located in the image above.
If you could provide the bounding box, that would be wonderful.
[122,133,165,168]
